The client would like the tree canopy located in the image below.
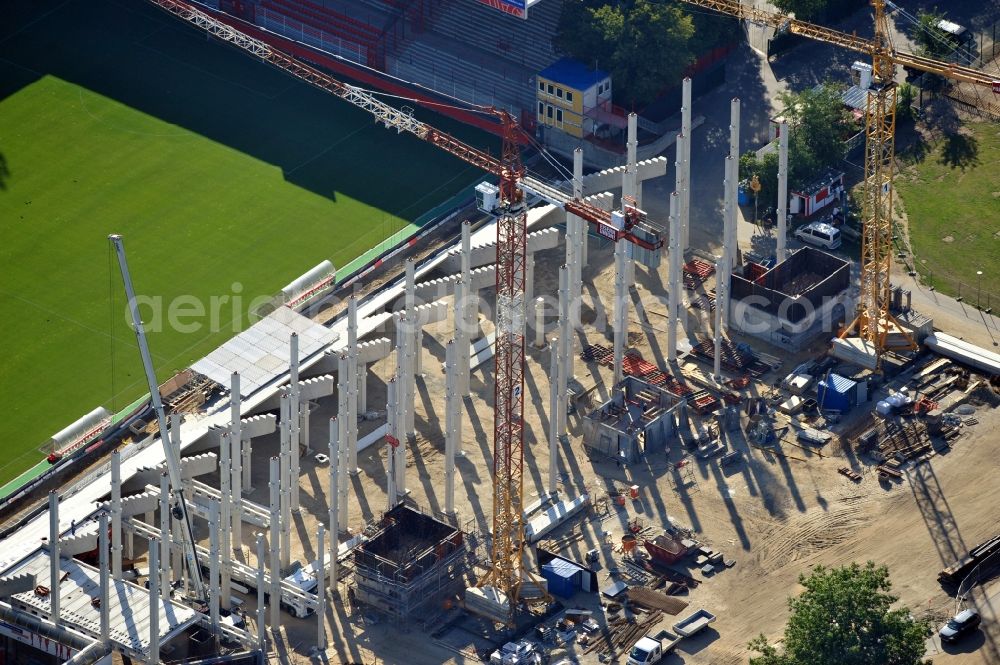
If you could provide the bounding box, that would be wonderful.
[914,10,953,59]
[554,1,733,108]
[749,562,930,665]
[739,82,852,202]
[771,0,829,21]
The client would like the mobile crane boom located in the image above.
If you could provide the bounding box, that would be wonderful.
[110,234,207,600]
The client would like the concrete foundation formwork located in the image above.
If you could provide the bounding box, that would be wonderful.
[350,505,466,625]
[582,377,685,463]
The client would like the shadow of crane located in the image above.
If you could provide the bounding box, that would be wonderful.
[906,460,967,566]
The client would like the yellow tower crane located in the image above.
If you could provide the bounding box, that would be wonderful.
[680,0,998,369]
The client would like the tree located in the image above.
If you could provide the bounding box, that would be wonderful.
[739,150,779,207]
[779,84,852,183]
[749,562,930,665]
[914,10,952,59]
[740,83,852,206]
[897,82,917,122]
[555,1,696,108]
[771,0,829,21]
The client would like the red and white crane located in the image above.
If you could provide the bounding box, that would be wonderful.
[146,0,661,616]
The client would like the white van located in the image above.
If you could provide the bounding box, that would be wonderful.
[794,222,841,250]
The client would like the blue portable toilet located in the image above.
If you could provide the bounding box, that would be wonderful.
[541,558,581,598]
[816,372,857,413]
[738,182,751,206]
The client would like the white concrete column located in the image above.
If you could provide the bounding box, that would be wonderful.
[404,258,422,387]
[111,450,122,580]
[394,312,413,442]
[289,333,301,513]
[208,502,221,642]
[300,400,311,453]
[148,538,159,665]
[279,393,291,569]
[230,375,243,551]
[394,311,413,443]
[557,264,572,434]
[525,253,535,308]
[459,222,474,395]
[714,255,724,381]
[358,362,368,415]
[718,252,729,372]
[159,472,170,601]
[726,154,739,330]
[219,434,232,607]
[336,355,350,529]
[624,112,639,284]
[668,191,681,362]
[613,245,627,386]
[268,457,281,629]
[48,491,60,625]
[534,297,546,348]
[548,338,559,495]
[316,524,326,651]
[722,152,735,330]
[444,341,457,515]
[574,148,588,270]
[777,119,789,264]
[680,77,692,251]
[385,380,398,509]
[727,98,741,268]
[328,417,340,585]
[256,534,266,650]
[393,380,407,496]
[98,512,110,644]
[241,435,253,493]
[454,277,470,394]
[346,297,360,476]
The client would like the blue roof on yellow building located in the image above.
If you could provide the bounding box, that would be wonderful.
[538,58,609,92]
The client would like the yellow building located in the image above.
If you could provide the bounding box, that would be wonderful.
[536,58,612,138]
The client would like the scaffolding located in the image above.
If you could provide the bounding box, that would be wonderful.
[350,505,468,626]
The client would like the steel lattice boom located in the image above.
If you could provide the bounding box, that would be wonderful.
[680,0,998,368]
[477,117,532,608]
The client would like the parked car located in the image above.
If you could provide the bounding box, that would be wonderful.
[939,608,981,643]
[794,222,842,250]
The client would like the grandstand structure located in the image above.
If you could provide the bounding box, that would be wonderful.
[209,0,564,127]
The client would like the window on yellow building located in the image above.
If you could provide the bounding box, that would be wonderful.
[556,109,563,122]
[556,87,563,99]
[538,101,544,117]
[547,84,554,95]
[538,81,544,92]
[546,105,553,119]
[566,91,573,103]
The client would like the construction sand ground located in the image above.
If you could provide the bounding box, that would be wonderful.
[203,221,1000,664]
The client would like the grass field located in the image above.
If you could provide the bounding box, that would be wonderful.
[895,122,1000,301]
[0,0,493,484]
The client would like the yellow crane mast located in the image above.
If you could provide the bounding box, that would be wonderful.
[680,0,998,369]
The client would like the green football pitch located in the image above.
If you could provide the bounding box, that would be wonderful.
[0,0,494,485]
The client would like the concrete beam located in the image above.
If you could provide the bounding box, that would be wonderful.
[58,533,99,557]
[0,573,36,597]
[576,157,668,194]
[124,452,219,492]
[439,227,561,273]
